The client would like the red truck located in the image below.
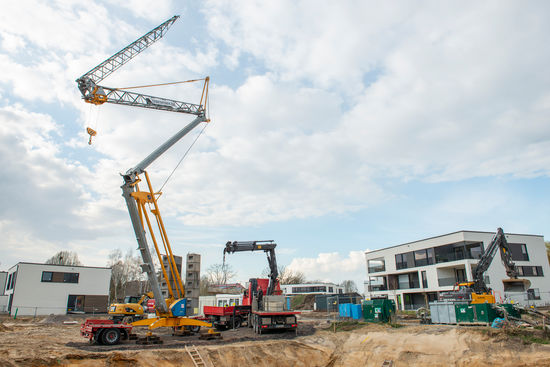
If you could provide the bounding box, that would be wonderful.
[203,241,300,334]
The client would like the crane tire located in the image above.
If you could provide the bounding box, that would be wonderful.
[101,328,121,345]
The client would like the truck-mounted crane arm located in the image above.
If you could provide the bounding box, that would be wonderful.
[224,240,279,296]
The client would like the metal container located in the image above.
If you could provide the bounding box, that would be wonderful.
[429,301,465,324]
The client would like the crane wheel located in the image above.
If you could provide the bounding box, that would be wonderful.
[101,328,121,345]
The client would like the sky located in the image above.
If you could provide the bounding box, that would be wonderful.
[1,1,549,292]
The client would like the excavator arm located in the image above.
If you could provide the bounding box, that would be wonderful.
[472,228,530,296]
[224,241,279,295]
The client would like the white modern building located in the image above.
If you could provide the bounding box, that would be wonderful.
[0,271,8,313]
[4,262,111,316]
[364,230,550,309]
[280,282,344,296]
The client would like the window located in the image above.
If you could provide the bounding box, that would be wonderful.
[518,266,544,277]
[395,252,415,269]
[414,250,428,267]
[41,271,79,283]
[63,272,79,283]
[41,271,53,282]
[290,286,327,293]
[527,288,540,300]
[6,273,12,290]
[434,242,483,264]
[395,254,406,270]
[368,258,385,273]
[329,287,333,292]
[508,243,529,261]
[421,271,428,288]
[414,249,434,267]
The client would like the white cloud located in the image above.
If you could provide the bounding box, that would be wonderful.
[287,250,368,289]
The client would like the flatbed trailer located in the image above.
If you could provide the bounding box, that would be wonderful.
[250,310,300,335]
[203,305,251,330]
[81,319,135,345]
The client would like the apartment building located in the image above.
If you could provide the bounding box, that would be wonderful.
[364,230,549,310]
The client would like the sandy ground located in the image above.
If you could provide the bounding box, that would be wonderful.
[1,313,549,366]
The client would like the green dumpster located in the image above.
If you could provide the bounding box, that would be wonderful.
[363,299,395,322]
[499,303,521,319]
[473,303,498,323]
[455,304,475,323]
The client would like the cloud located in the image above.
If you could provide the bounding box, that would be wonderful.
[287,250,367,288]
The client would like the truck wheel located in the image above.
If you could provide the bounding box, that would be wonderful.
[101,328,121,345]
[233,317,242,329]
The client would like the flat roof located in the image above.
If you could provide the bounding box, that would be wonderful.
[13,262,111,270]
[365,230,544,255]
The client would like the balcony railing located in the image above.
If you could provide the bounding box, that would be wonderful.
[437,277,457,287]
[368,265,386,273]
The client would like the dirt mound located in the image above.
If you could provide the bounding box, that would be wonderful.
[293,294,316,310]
[0,323,12,332]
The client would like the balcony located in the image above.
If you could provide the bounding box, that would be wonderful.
[437,277,457,287]
[368,265,386,273]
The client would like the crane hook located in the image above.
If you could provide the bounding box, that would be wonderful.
[86,127,97,145]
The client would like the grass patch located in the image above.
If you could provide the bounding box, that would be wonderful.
[290,294,305,309]
[389,323,404,328]
[505,329,550,345]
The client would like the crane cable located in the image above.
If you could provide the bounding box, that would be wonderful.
[158,81,212,193]
[114,78,206,90]
[157,120,209,194]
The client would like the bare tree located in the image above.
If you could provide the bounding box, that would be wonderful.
[199,275,212,296]
[263,265,306,284]
[107,249,145,301]
[206,263,236,285]
[45,251,82,266]
[341,280,358,293]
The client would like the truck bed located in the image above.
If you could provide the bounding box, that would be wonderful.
[203,305,251,316]
[252,310,301,316]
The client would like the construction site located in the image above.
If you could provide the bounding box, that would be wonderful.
[2,4,550,367]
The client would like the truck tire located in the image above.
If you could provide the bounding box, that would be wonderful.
[233,317,242,329]
[101,328,121,345]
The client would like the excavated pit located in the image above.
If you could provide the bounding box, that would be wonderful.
[1,315,549,366]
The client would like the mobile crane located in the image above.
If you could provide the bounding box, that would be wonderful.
[442,228,531,304]
[202,241,298,334]
[77,15,214,344]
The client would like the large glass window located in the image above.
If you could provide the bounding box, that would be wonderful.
[397,272,420,289]
[421,271,428,288]
[508,243,529,261]
[395,252,415,269]
[434,242,483,264]
[291,286,327,293]
[413,249,434,267]
[367,258,385,273]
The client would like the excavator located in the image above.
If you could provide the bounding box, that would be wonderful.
[108,292,154,323]
[76,15,217,342]
[442,228,531,304]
